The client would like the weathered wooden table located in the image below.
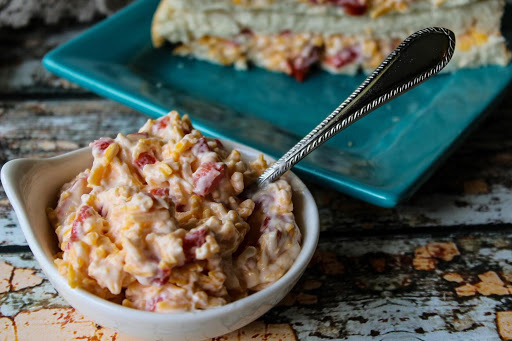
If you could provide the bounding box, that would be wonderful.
[2,21,512,341]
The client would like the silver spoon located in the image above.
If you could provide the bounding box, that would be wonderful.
[254,27,455,190]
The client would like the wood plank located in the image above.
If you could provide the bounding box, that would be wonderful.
[3,230,512,339]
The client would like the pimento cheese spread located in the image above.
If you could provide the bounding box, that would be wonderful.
[47,111,301,312]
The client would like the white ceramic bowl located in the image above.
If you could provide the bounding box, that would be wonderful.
[1,139,319,341]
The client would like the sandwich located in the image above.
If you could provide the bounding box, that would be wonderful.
[151,0,510,81]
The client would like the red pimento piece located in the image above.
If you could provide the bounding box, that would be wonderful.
[325,47,359,69]
[214,139,224,148]
[337,0,367,16]
[240,28,253,36]
[192,162,226,196]
[155,116,170,130]
[182,229,207,260]
[146,296,165,312]
[260,216,282,242]
[192,137,210,155]
[135,152,157,169]
[260,216,271,233]
[289,64,307,82]
[308,0,367,15]
[91,137,114,153]
[149,188,170,197]
[76,206,92,222]
[152,267,171,286]
[70,206,92,242]
[288,45,320,82]
[276,229,283,242]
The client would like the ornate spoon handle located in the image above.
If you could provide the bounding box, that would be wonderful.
[257,27,456,187]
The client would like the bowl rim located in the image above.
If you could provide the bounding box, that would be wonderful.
[1,139,320,323]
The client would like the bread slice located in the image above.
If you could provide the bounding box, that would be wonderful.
[152,0,171,48]
[167,0,482,18]
[152,0,511,80]
[153,0,505,42]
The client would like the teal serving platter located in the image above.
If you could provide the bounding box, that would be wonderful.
[43,0,512,207]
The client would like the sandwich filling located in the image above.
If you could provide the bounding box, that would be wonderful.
[152,0,510,80]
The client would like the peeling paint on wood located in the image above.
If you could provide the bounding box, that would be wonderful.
[220,322,297,341]
[0,316,15,341]
[11,268,43,291]
[0,307,296,341]
[258,233,512,340]
[498,311,512,340]
[0,261,13,293]
[0,254,68,317]
[0,254,296,340]
[4,231,512,339]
